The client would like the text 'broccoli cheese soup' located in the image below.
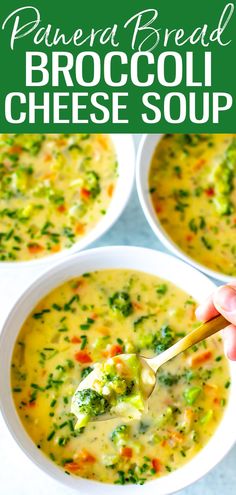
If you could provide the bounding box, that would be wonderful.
[0,134,117,261]
[149,134,236,276]
[11,270,230,485]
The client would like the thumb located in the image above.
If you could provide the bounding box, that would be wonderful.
[213,285,236,325]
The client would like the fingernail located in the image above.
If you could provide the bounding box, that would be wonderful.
[223,328,236,361]
[215,285,236,313]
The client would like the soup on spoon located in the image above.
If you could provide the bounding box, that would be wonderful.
[71,354,155,427]
[71,315,227,426]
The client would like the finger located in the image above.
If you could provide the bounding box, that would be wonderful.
[222,324,236,361]
[213,285,236,326]
[195,294,219,322]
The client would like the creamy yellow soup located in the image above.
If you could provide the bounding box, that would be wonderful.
[0,134,117,261]
[11,270,230,485]
[149,134,236,276]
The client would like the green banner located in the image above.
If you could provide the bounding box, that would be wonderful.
[0,0,235,132]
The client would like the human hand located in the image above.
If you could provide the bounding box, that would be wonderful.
[196,284,236,360]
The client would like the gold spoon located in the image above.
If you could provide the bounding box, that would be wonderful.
[72,314,228,422]
[141,313,227,383]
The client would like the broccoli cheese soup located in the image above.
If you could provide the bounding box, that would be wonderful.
[11,269,230,485]
[0,134,117,261]
[149,134,236,277]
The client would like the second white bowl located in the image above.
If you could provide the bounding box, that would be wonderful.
[0,246,236,495]
[0,134,135,270]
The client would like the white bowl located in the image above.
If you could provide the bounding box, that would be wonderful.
[0,134,135,270]
[0,246,235,495]
[136,134,235,283]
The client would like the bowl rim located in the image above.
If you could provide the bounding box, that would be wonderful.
[0,245,236,495]
[0,134,135,269]
[136,133,236,284]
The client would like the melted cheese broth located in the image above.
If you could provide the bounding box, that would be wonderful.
[149,134,236,276]
[11,270,230,485]
[0,134,117,261]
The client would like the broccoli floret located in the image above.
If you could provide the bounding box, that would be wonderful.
[184,386,202,405]
[106,374,134,396]
[85,171,101,198]
[109,292,133,317]
[177,134,210,147]
[213,163,234,215]
[133,315,152,328]
[134,319,174,353]
[212,138,236,216]
[213,195,233,216]
[74,388,108,417]
[153,324,174,354]
[110,424,129,444]
[156,284,168,295]
[122,379,135,396]
[227,138,236,164]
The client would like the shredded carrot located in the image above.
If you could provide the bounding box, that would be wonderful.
[184,407,194,425]
[9,145,22,154]
[64,462,80,472]
[44,153,52,162]
[193,158,206,170]
[51,244,61,253]
[120,447,133,458]
[57,138,67,147]
[189,350,212,367]
[114,357,130,376]
[154,203,163,214]
[28,243,44,254]
[133,301,143,310]
[79,449,96,463]
[57,204,66,213]
[80,188,91,200]
[186,234,194,243]
[98,326,111,336]
[205,187,215,197]
[74,351,92,364]
[75,223,85,235]
[104,344,123,358]
[42,171,55,180]
[204,383,218,393]
[72,280,85,292]
[169,430,183,443]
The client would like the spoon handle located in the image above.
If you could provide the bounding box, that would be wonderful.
[148,314,228,373]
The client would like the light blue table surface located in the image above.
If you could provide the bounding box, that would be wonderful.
[91,135,236,495]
